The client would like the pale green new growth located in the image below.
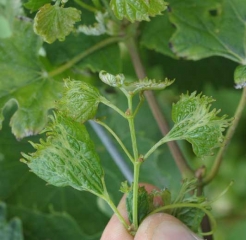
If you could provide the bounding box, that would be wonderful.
[124,77,174,94]
[99,71,125,87]
[110,0,168,22]
[77,12,107,36]
[21,113,106,196]
[57,79,101,123]
[34,3,81,43]
[168,92,231,157]
[99,71,174,94]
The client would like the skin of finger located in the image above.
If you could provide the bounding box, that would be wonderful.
[134,213,201,240]
[100,183,160,240]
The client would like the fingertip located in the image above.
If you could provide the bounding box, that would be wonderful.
[135,213,202,240]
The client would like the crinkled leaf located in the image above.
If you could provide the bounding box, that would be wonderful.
[167,92,231,157]
[110,0,168,22]
[126,186,152,225]
[21,113,105,196]
[57,79,101,123]
[34,3,81,43]
[0,203,23,240]
[0,19,62,139]
[99,71,174,94]
[124,77,174,94]
[24,0,51,12]
[172,179,210,232]
[169,0,246,64]
[99,71,125,87]
[234,65,246,89]
[78,12,107,36]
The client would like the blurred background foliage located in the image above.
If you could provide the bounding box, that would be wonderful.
[0,0,246,239]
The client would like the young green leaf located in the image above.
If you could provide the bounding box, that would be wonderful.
[172,179,210,233]
[167,92,231,157]
[234,65,246,89]
[99,71,125,87]
[24,0,51,12]
[124,77,174,94]
[0,202,23,240]
[126,186,152,225]
[110,0,168,22]
[34,3,81,43]
[77,12,107,36]
[21,113,106,196]
[99,71,174,94]
[57,79,101,123]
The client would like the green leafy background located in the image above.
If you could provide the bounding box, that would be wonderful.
[1,0,246,239]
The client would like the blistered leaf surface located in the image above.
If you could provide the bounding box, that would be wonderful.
[169,0,246,64]
[167,92,231,157]
[0,20,62,138]
[110,0,167,22]
[34,3,81,43]
[57,80,101,123]
[0,203,23,240]
[22,113,105,196]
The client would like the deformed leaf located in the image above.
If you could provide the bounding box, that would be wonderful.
[0,202,23,240]
[77,12,107,36]
[21,113,106,196]
[167,92,231,157]
[124,77,174,94]
[99,71,174,94]
[99,71,125,87]
[34,3,81,43]
[57,79,101,123]
[0,19,62,139]
[24,0,51,12]
[110,0,168,22]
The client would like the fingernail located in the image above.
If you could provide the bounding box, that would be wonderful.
[153,221,203,240]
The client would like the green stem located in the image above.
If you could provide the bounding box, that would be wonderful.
[127,95,140,230]
[133,93,145,117]
[101,0,118,22]
[125,37,194,179]
[94,120,135,163]
[48,37,121,78]
[74,0,98,12]
[100,96,126,118]
[144,136,169,160]
[103,193,129,230]
[203,87,246,185]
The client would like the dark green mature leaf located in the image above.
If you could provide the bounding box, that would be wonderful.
[110,0,167,22]
[24,0,51,12]
[167,92,231,157]
[57,79,101,123]
[140,14,177,58]
[0,19,62,139]
[34,3,81,43]
[22,113,105,196]
[169,0,246,64]
[0,203,23,240]
[44,33,121,74]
